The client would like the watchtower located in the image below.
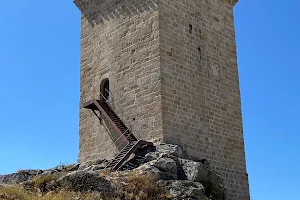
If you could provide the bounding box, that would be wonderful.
[74,0,249,199]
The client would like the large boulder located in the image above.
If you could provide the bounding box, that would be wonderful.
[144,143,183,162]
[178,158,210,181]
[57,171,115,196]
[159,180,208,200]
[150,157,178,175]
[178,158,225,200]
[156,143,183,158]
[135,157,178,180]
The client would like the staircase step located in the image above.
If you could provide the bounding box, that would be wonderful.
[109,160,120,164]
[116,153,127,157]
[107,163,117,166]
[108,161,119,166]
[122,147,133,151]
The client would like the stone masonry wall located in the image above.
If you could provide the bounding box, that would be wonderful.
[76,0,249,199]
[158,0,249,199]
[78,0,163,163]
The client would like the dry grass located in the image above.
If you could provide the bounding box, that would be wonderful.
[115,173,171,200]
[0,172,171,200]
[0,186,102,200]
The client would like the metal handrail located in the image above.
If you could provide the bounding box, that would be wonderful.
[113,140,153,171]
[104,141,131,170]
[87,132,128,167]
[89,99,129,144]
[100,88,136,138]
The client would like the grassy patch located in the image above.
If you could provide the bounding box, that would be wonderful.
[0,172,171,200]
[115,174,171,200]
[0,186,102,200]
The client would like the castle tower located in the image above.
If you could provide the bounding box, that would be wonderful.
[74,0,250,199]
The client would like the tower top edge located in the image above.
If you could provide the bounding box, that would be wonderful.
[224,0,239,6]
[74,0,239,11]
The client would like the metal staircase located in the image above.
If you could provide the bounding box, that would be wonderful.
[83,98,152,171]
[101,101,137,143]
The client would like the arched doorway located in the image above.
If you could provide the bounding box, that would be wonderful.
[100,79,109,102]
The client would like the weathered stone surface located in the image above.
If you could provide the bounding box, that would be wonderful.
[90,163,107,171]
[151,157,178,175]
[156,143,184,158]
[76,0,250,198]
[178,158,225,200]
[145,151,159,162]
[41,170,58,176]
[57,171,115,195]
[144,143,183,163]
[135,157,178,180]
[0,170,43,184]
[159,180,208,200]
[178,158,210,182]
[78,159,107,170]
[67,164,80,171]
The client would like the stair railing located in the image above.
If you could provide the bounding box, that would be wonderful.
[87,132,129,167]
[99,92,131,137]
[84,99,129,144]
[100,88,136,138]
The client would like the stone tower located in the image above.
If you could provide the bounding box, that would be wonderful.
[74,0,250,199]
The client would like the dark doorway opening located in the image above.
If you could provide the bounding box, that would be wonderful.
[100,78,110,102]
[102,79,109,101]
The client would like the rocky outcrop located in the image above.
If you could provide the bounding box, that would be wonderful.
[159,180,208,200]
[57,171,115,195]
[131,143,226,199]
[177,158,225,199]
[135,157,178,180]
[0,170,43,185]
[0,143,226,200]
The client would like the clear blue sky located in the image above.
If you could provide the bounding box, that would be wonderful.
[0,1,299,199]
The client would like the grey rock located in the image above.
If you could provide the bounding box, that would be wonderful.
[159,180,208,200]
[143,143,183,164]
[67,164,80,171]
[144,151,158,162]
[151,157,178,175]
[19,170,43,175]
[91,163,107,171]
[137,165,177,180]
[0,170,43,184]
[42,170,55,176]
[57,170,115,196]
[178,158,210,182]
[155,143,183,158]
[78,159,106,170]
[41,169,62,176]
[135,157,178,180]
[78,161,91,170]
[82,166,93,171]
[178,158,225,199]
